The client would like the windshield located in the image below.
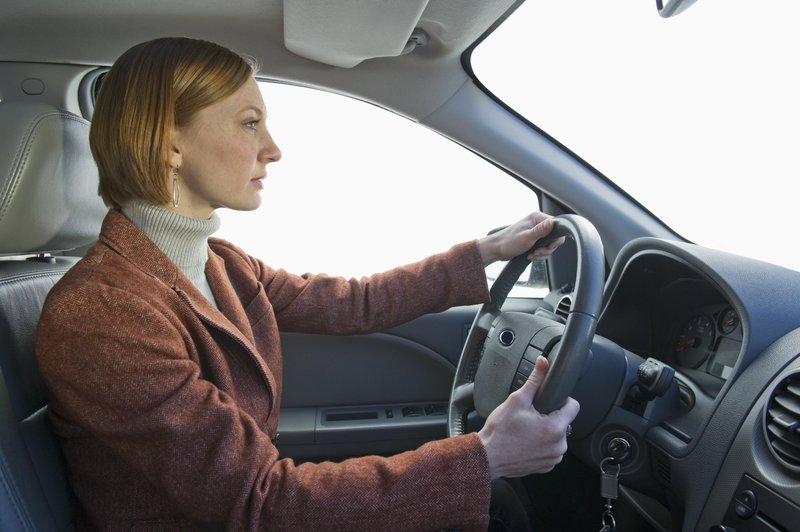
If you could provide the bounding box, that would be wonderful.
[472,1,799,273]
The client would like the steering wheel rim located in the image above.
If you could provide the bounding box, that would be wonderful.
[448,214,604,436]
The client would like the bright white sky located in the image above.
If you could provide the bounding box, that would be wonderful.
[472,0,800,273]
[217,83,535,277]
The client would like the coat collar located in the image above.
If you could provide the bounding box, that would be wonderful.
[99,209,257,350]
[99,209,183,287]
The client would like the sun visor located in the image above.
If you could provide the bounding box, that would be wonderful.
[283,0,429,68]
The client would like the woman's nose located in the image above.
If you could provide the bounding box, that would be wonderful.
[261,130,282,163]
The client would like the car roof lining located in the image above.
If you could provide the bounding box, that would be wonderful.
[0,0,518,123]
[0,0,516,70]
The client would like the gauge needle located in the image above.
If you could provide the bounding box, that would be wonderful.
[675,337,698,352]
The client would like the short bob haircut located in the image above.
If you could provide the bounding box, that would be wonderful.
[90,37,256,209]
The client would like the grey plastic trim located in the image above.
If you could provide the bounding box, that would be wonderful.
[689,331,800,531]
[280,331,456,409]
[278,402,448,459]
[77,68,106,121]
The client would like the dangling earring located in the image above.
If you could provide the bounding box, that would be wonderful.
[172,167,180,208]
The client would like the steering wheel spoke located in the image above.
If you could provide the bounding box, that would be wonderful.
[473,304,499,333]
[451,383,475,410]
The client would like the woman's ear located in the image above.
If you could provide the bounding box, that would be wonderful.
[167,132,183,170]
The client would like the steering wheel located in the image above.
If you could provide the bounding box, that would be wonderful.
[448,214,605,437]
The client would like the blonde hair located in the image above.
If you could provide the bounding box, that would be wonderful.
[90,37,256,208]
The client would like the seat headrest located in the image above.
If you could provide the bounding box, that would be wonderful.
[0,102,106,255]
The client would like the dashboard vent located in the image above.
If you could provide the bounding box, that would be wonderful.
[555,296,572,320]
[652,449,672,487]
[764,371,800,472]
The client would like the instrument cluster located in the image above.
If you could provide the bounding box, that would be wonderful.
[671,305,743,380]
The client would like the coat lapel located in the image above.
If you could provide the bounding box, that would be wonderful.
[99,210,276,401]
[205,252,255,345]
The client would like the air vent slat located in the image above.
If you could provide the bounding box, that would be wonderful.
[787,382,800,399]
[768,406,800,431]
[772,439,800,465]
[767,423,800,448]
[774,394,800,417]
[765,371,800,471]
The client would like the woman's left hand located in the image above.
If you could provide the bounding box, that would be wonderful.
[477,212,566,267]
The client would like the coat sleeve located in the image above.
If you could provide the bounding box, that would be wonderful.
[245,240,491,334]
[36,281,492,531]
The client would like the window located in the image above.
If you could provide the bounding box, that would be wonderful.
[471,1,800,273]
[216,82,546,295]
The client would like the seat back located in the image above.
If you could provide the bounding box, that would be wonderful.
[0,102,106,531]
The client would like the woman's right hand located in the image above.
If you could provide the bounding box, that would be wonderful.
[477,356,579,479]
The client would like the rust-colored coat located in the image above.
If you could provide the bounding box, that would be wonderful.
[36,210,492,531]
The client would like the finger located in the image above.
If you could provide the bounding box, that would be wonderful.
[528,236,565,260]
[559,397,581,423]
[526,211,552,227]
[529,217,554,239]
[515,355,549,404]
[551,397,580,430]
[541,236,565,253]
[523,219,556,256]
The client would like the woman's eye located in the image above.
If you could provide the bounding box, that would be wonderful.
[244,120,259,130]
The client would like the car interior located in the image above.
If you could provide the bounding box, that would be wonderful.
[2,0,800,531]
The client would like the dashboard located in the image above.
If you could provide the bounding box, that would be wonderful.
[566,237,800,532]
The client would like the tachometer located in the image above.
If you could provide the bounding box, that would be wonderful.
[673,314,715,368]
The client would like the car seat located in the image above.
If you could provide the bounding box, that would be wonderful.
[0,102,106,531]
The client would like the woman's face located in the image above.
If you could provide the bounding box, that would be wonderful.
[169,77,281,219]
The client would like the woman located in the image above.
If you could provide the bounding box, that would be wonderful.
[36,37,578,531]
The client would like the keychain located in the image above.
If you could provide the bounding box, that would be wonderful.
[598,456,620,532]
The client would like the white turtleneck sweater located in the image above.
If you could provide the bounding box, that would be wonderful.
[122,199,221,307]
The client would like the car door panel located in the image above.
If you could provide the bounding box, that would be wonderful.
[277,305,480,459]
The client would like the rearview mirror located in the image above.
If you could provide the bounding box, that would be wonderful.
[656,0,698,18]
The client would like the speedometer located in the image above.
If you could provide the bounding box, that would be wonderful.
[673,314,715,368]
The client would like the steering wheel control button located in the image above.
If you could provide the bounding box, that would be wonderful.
[498,328,515,346]
[530,325,563,351]
[510,372,528,392]
[733,490,757,519]
[523,346,543,363]
[518,359,535,377]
